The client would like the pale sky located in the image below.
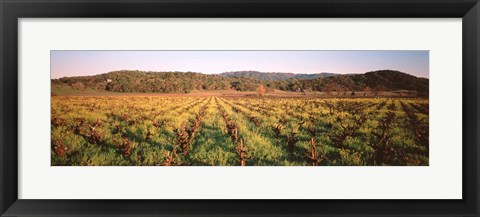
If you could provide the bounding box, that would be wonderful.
[51,50,429,79]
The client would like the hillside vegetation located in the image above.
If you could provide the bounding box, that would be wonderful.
[220,71,338,80]
[52,70,429,96]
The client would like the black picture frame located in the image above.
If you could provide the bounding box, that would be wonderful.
[1,0,479,216]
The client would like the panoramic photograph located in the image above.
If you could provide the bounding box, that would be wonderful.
[51,50,429,166]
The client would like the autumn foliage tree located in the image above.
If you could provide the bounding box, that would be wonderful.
[364,86,372,96]
[257,84,266,96]
[324,83,337,96]
[71,82,85,91]
[373,85,386,97]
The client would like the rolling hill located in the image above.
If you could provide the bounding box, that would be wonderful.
[220,71,338,80]
[51,70,429,97]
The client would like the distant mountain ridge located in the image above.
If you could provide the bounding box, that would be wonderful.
[220,71,338,80]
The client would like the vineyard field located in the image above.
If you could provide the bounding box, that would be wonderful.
[51,96,429,166]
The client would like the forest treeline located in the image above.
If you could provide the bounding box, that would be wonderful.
[220,71,338,80]
[51,70,429,96]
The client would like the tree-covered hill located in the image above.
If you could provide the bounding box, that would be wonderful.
[51,70,429,96]
[220,71,338,80]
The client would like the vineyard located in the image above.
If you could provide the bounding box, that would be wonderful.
[51,96,429,166]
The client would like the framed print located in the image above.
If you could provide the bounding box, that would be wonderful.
[1,0,479,216]
[48,50,431,167]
